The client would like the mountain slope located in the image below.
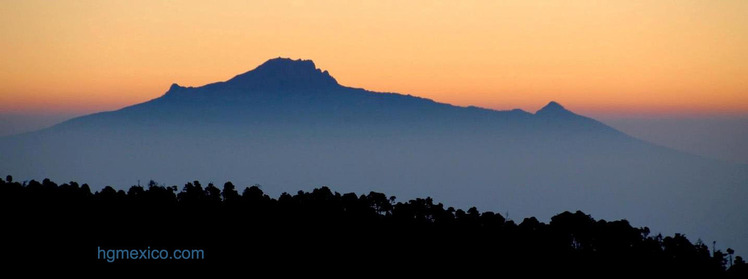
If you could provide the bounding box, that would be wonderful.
[1,57,746,253]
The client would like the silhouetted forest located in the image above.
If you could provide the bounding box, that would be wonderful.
[2,175,746,275]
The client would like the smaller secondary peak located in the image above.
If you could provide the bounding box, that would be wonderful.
[164,83,187,96]
[536,101,575,117]
[169,83,183,90]
[541,101,565,111]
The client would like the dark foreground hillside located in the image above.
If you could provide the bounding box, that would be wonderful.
[1,176,745,276]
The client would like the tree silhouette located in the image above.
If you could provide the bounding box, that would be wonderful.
[0,175,745,276]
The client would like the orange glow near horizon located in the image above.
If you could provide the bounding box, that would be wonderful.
[1,1,747,116]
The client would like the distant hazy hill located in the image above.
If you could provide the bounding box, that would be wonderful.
[1,57,746,253]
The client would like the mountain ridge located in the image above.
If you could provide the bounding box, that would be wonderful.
[126,57,604,133]
[67,57,614,140]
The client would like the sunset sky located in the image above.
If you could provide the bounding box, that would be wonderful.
[1,0,747,116]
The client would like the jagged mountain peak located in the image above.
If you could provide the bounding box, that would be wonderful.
[225,57,338,90]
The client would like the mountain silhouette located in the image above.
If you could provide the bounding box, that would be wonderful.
[1,57,746,254]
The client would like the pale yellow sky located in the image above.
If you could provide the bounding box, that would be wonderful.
[1,0,746,115]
